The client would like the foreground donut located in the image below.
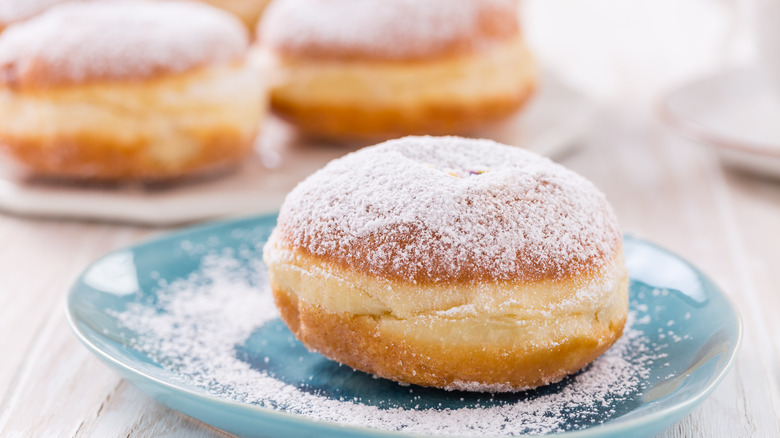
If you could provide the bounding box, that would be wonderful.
[0,1,266,181]
[258,0,535,140]
[264,136,628,392]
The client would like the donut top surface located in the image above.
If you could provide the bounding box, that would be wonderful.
[274,136,622,285]
[0,0,71,27]
[259,0,520,61]
[0,1,249,89]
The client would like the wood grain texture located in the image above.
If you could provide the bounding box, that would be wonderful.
[1,0,780,436]
[1,107,778,437]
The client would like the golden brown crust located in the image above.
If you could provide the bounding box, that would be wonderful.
[273,217,620,286]
[274,234,622,291]
[0,131,254,181]
[271,85,534,140]
[272,284,627,391]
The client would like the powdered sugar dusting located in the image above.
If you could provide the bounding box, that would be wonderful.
[259,0,519,60]
[0,1,248,86]
[0,0,71,26]
[273,136,622,283]
[0,0,123,27]
[112,251,663,436]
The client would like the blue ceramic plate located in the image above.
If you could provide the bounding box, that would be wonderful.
[67,214,741,438]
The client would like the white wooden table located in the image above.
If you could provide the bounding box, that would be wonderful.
[0,0,779,436]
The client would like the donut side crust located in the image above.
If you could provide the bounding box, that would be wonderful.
[0,62,264,181]
[272,86,534,140]
[268,34,536,140]
[0,132,254,181]
[271,277,628,391]
[264,239,630,391]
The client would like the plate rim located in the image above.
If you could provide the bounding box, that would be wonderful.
[66,213,743,438]
[659,66,780,159]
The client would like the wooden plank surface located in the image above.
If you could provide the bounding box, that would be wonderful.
[1,0,779,436]
[0,107,778,437]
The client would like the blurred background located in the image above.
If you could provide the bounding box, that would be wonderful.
[0,0,778,436]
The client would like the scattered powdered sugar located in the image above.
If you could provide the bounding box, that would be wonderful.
[0,1,248,86]
[112,252,663,436]
[272,136,622,284]
[259,0,519,60]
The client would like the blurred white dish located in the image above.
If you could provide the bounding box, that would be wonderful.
[0,72,593,225]
[662,67,780,178]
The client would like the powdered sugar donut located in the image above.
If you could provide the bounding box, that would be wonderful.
[0,1,267,181]
[0,0,78,32]
[257,0,536,140]
[263,136,628,392]
[199,0,271,31]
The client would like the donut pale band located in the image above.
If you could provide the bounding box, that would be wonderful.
[263,136,629,391]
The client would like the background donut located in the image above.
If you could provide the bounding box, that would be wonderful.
[0,1,268,181]
[258,0,536,140]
